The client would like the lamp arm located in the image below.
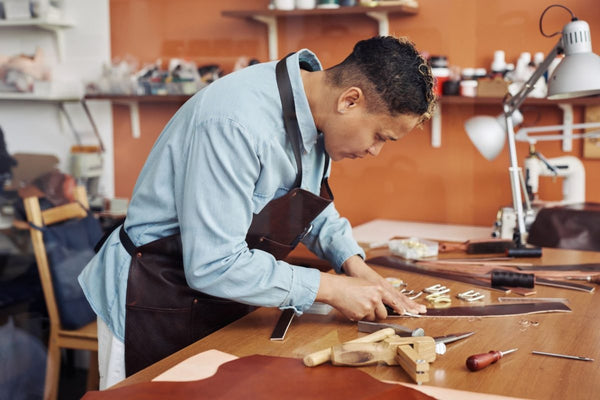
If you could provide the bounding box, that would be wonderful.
[503,40,563,114]
[501,39,563,247]
[516,123,600,143]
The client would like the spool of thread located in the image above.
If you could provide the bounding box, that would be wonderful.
[491,270,535,288]
[506,247,543,258]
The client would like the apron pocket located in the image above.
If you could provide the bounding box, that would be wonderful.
[125,304,192,375]
[252,235,294,260]
[191,296,256,339]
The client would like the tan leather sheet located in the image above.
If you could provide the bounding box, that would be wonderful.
[82,355,434,400]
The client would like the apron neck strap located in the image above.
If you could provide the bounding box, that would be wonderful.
[275,53,330,188]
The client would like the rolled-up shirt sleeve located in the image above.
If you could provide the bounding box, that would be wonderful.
[302,201,366,273]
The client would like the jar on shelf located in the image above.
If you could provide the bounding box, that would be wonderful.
[430,55,449,97]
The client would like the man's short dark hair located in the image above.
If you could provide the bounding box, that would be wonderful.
[326,36,436,124]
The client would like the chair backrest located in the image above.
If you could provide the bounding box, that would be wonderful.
[23,186,90,331]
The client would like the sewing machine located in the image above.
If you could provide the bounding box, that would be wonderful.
[524,151,585,205]
[493,150,586,240]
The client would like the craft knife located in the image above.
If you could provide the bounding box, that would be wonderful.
[358,321,475,345]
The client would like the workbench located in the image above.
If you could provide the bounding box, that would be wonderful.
[105,243,600,399]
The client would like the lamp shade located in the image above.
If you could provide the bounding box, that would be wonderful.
[547,20,600,99]
[464,111,523,161]
[464,116,506,161]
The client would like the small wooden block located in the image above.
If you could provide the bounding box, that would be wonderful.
[396,345,430,384]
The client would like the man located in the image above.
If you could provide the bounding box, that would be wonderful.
[79,35,436,388]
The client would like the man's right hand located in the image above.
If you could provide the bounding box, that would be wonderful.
[315,272,425,321]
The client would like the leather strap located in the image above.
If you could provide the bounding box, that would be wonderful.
[389,302,571,317]
[119,225,136,257]
[518,263,600,271]
[275,53,331,188]
[276,53,304,188]
[367,256,511,293]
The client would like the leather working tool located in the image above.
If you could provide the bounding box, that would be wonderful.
[357,320,424,337]
[531,350,594,362]
[358,321,475,345]
[303,328,395,367]
[466,348,518,371]
[330,331,476,384]
[330,335,436,384]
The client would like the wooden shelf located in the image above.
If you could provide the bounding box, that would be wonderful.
[0,92,80,102]
[222,5,418,18]
[0,18,74,29]
[222,5,418,60]
[439,95,600,106]
[84,94,193,139]
[0,17,74,61]
[85,94,191,103]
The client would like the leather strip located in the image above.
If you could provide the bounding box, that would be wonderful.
[535,278,595,293]
[389,302,571,318]
[518,263,600,271]
[370,256,594,293]
[275,54,304,188]
[367,256,510,293]
[275,54,332,190]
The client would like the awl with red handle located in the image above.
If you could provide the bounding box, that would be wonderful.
[466,348,518,371]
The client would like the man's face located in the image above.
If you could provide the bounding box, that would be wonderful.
[322,103,420,161]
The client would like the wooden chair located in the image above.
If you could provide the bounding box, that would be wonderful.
[23,186,99,400]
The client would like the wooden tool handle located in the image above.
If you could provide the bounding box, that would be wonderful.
[331,343,388,366]
[466,351,502,371]
[303,328,395,367]
[439,242,467,253]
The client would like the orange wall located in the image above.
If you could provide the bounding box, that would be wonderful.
[110,0,600,227]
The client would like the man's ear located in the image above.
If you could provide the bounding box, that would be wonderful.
[337,87,363,113]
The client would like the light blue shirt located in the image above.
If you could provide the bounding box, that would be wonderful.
[79,50,365,342]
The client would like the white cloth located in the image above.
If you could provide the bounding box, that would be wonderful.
[97,317,125,389]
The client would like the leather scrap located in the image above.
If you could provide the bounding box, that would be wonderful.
[389,302,571,317]
[528,203,600,252]
[81,355,435,400]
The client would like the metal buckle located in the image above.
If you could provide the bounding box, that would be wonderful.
[424,284,450,294]
[291,224,313,247]
[425,292,452,303]
[457,290,485,302]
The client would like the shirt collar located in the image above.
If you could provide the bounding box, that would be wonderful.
[285,49,322,154]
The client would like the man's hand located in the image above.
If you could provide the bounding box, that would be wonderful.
[315,255,426,321]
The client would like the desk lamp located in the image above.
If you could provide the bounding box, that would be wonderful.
[464,4,600,250]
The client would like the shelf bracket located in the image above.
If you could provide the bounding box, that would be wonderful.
[111,100,141,138]
[365,11,389,36]
[558,103,573,152]
[431,103,441,148]
[252,15,278,61]
[39,24,69,62]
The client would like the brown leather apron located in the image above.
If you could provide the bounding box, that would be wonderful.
[121,54,333,376]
